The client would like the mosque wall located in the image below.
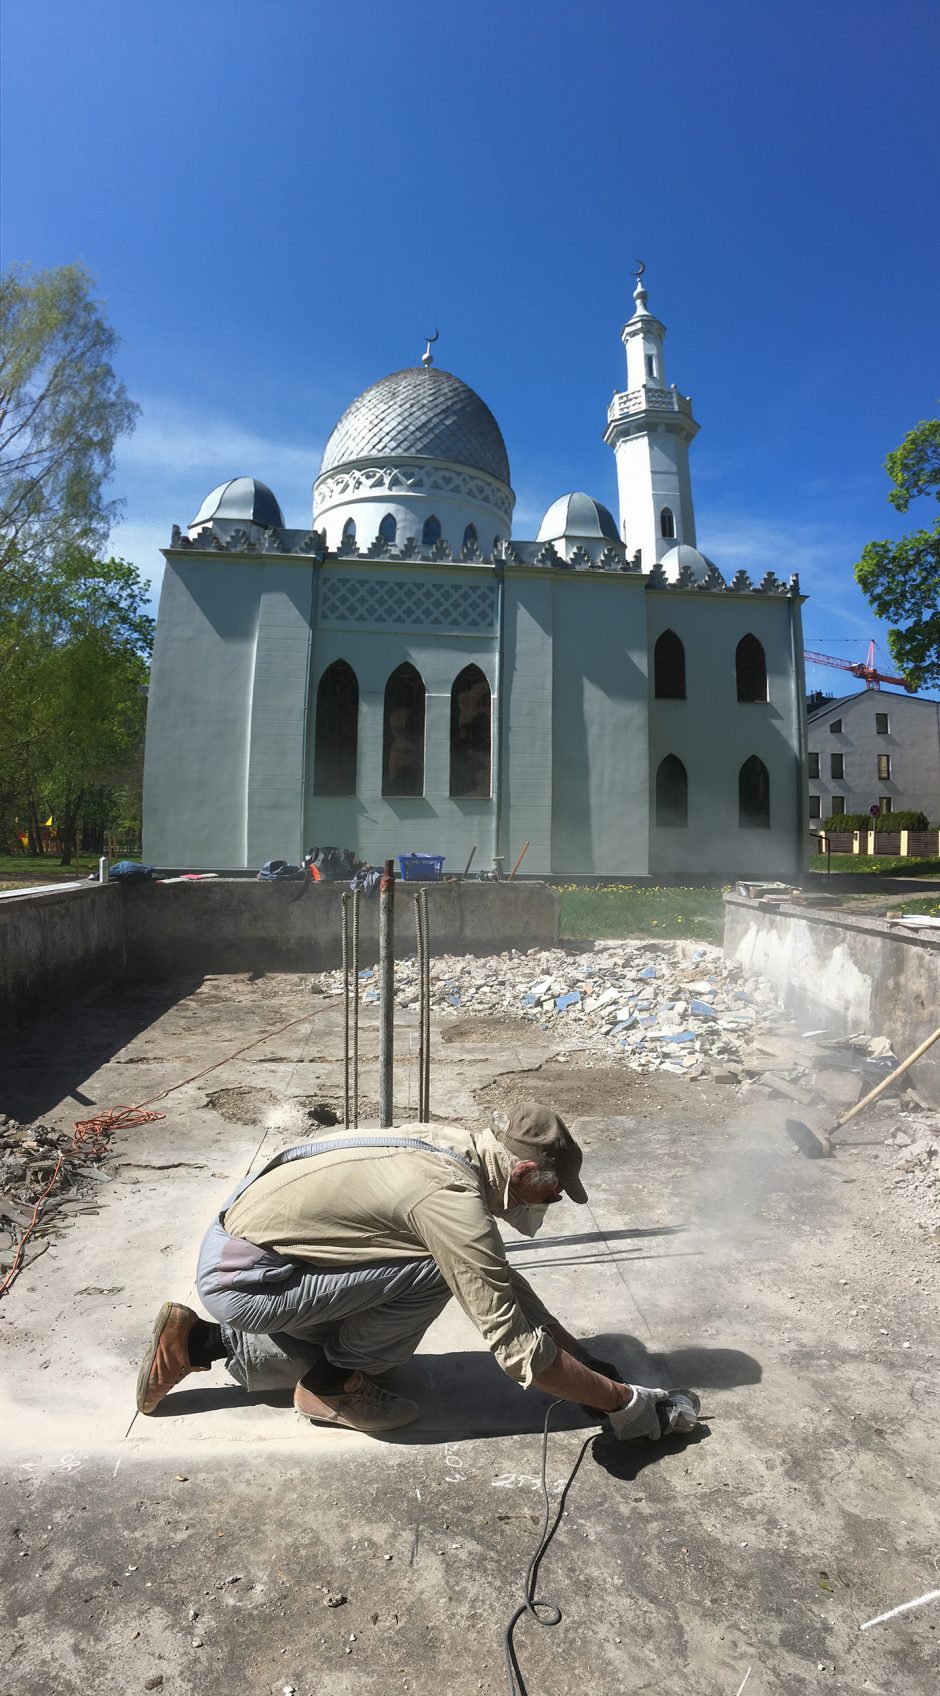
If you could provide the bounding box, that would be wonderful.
[304,563,499,873]
[548,575,650,876]
[314,487,508,556]
[645,590,806,878]
[499,576,555,876]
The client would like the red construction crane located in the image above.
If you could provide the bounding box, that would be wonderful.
[804,639,915,692]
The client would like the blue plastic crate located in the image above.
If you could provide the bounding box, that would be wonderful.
[398,853,445,881]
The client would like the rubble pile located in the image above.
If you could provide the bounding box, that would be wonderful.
[317,939,788,1079]
[0,1114,93,1275]
[883,1111,940,1230]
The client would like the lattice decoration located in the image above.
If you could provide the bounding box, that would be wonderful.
[320,576,498,633]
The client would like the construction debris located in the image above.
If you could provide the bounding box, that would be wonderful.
[0,1113,99,1277]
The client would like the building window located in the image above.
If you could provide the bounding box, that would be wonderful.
[875,712,889,734]
[341,518,356,547]
[382,663,425,796]
[655,755,688,827]
[739,755,770,828]
[379,513,397,544]
[808,752,819,778]
[313,660,358,795]
[880,796,892,813]
[829,718,842,734]
[462,523,478,550]
[492,534,501,553]
[449,664,491,798]
[832,794,845,815]
[646,352,657,378]
[660,506,675,540]
[653,629,686,700]
[735,634,768,703]
[878,753,891,779]
[831,752,844,779]
[422,514,442,547]
[809,795,821,819]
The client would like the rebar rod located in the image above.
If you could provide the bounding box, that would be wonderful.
[341,891,351,1128]
[378,859,395,1128]
[414,891,427,1121]
[420,887,431,1123]
[351,886,360,1128]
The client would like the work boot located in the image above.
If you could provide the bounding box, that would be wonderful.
[136,1301,207,1414]
[294,1371,419,1433]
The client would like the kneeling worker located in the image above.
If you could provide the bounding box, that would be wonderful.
[137,1102,671,1437]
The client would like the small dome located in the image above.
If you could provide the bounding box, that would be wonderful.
[536,491,620,543]
[190,477,284,530]
[320,366,510,486]
[660,543,716,583]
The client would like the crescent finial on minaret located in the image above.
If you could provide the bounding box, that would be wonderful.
[422,329,439,368]
[632,259,649,312]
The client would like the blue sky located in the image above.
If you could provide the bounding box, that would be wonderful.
[3,0,938,698]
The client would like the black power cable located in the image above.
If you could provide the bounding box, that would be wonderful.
[502,1401,596,1696]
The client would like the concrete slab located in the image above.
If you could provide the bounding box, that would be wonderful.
[1,975,938,1694]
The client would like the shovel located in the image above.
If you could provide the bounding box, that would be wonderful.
[787,1020,940,1158]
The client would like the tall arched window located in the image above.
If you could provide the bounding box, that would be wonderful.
[660,507,675,539]
[736,633,768,702]
[739,755,770,828]
[379,513,397,544]
[655,755,688,827]
[382,663,425,796]
[450,664,491,798]
[313,660,359,795]
[653,629,686,699]
[422,514,442,546]
[341,517,356,548]
[462,523,478,550]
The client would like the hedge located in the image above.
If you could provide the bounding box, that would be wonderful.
[821,810,930,832]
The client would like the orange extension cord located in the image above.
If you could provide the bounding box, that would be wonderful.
[0,1006,325,1299]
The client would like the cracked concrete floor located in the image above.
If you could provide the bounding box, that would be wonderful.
[1,972,938,1696]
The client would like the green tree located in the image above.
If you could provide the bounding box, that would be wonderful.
[0,550,153,863]
[0,263,139,570]
[854,416,940,690]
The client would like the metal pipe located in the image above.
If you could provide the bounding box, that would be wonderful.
[414,894,425,1120]
[378,858,395,1127]
[341,891,351,1128]
[351,887,360,1127]
[420,887,431,1123]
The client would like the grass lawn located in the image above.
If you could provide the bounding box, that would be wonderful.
[0,853,97,889]
[558,883,726,943]
[809,853,940,875]
[890,894,940,917]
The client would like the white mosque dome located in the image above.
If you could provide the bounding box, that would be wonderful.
[536,491,620,543]
[660,543,716,583]
[320,366,510,486]
[189,477,284,531]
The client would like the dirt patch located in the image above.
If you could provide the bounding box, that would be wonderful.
[205,1086,341,1129]
[441,1016,545,1046]
[474,1061,734,1123]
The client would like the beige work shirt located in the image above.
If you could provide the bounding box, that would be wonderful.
[223,1121,559,1387]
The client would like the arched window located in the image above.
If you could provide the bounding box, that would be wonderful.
[736,633,768,702]
[660,507,675,539]
[655,755,688,827]
[492,534,501,554]
[653,629,686,699]
[450,664,491,798]
[341,517,356,548]
[422,514,442,547]
[739,755,770,828]
[379,513,397,544]
[462,523,478,550]
[313,660,358,795]
[382,662,425,796]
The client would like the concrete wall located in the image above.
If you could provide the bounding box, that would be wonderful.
[724,893,940,1103]
[0,885,124,1037]
[807,691,940,824]
[121,878,559,979]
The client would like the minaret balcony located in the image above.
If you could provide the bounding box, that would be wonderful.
[607,386,694,425]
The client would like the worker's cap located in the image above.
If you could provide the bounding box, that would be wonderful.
[493,1101,588,1205]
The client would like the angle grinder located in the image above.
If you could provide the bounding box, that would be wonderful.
[607,1387,702,1440]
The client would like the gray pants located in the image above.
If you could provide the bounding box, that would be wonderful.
[196,1215,452,1392]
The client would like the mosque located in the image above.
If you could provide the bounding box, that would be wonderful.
[142,273,808,878]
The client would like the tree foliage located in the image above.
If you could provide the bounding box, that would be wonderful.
[854,416,940,690]
[0,263,139,570]
[0,550,153,862]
